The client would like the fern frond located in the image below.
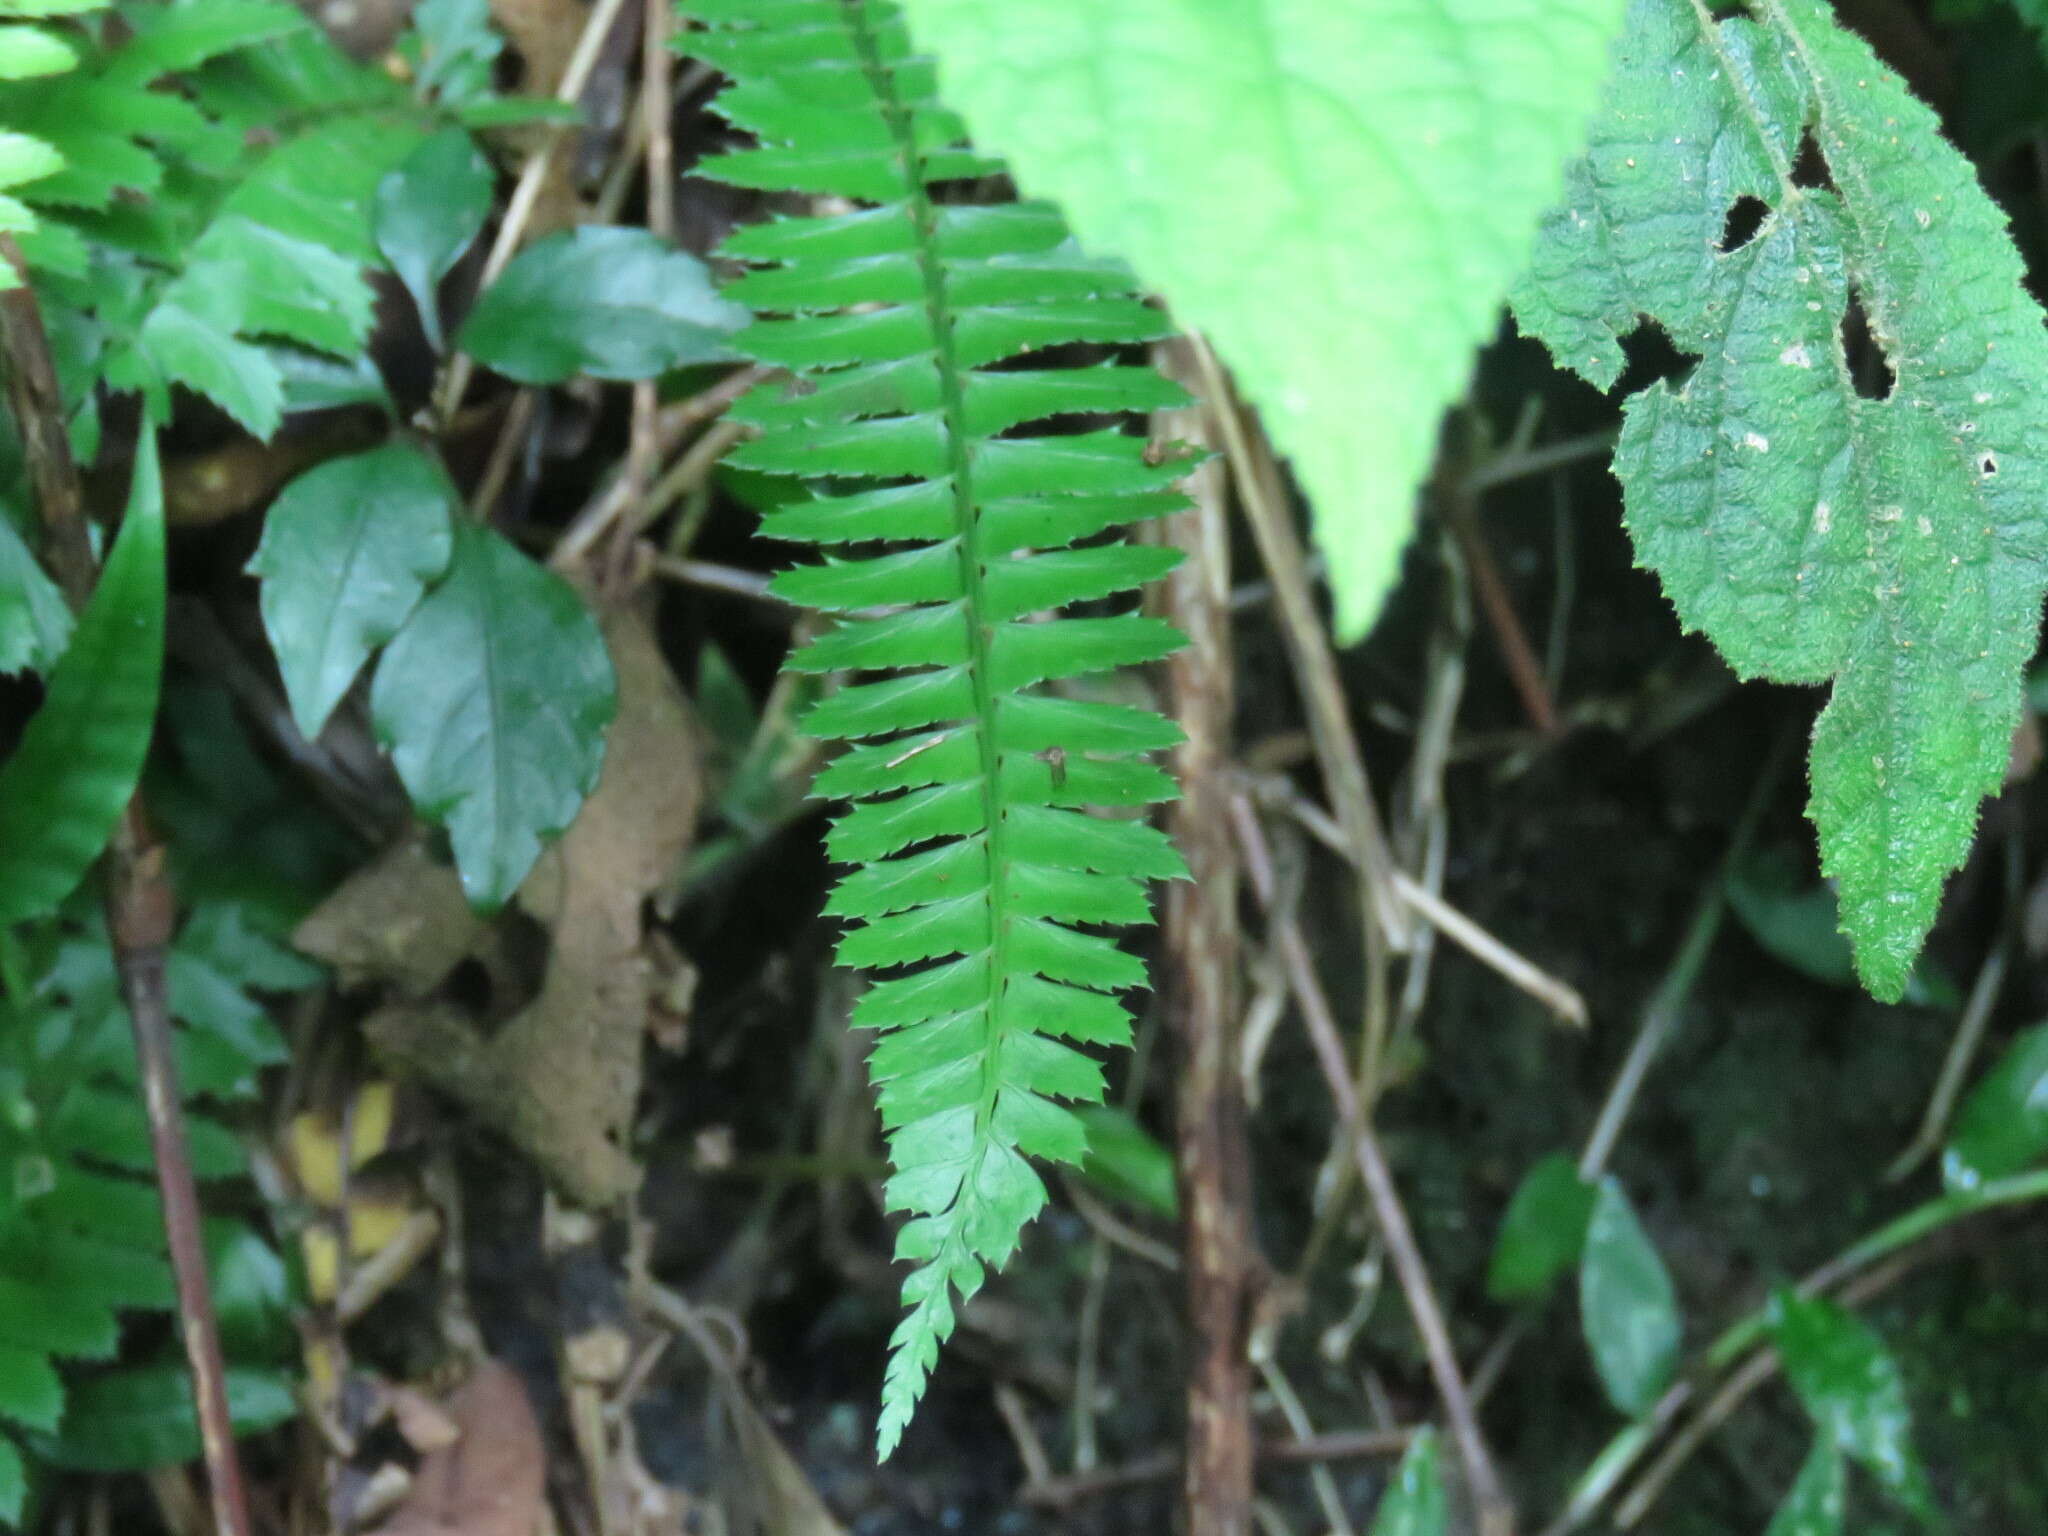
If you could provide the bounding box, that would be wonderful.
[684,0,1191,1456]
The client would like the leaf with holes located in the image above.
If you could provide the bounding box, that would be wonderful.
[370,521,615,910]
[1514,0,2048,1001]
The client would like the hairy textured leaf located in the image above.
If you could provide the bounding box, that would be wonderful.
[1579,1177,1680,1416]
[375,126,493,351]
[685,0,1189,1455]
[0,435,163,926]
[1767,1440,1846,1536]
[1942,1020,2048,1190]
[1768,1290,1936,1520]
[249,443,457,739]
[1514,0,2048,1000]
[1369,1429,1447,1536]
[888,0,1625,639]
[371,520,616,909]
[459,226,748,383]
[1487,1151,1597,1303]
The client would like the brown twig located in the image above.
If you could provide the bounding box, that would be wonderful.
[0,251,253,1536]
[1440,450,1557,736]
[1156,341,1256,1536]
[1020,1427,1417,1509]
[1232,794,1513,1536]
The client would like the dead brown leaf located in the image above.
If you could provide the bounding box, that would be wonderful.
[369,1363,546,1536]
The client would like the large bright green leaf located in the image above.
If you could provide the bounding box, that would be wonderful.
[459,226,748,384]
[374,126,493,351]
[1578,1177,1681,1416]
[1942,1021,2048,1191]
[370,520,615,909]
[1487,1150,1597,1303]
[1768,1290,1936,1521]
[0,435,164,926]
[1514,0,2048,1000]
[248,443,456,739]
[889,0,1627,639]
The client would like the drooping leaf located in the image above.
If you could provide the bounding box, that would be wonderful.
[458,226,748,383]
[248,442,457,739]
[1942,1021,2048,1190]
[1725,855,1957,1008]
[887,0,1627,640]
[1487,1151,1597,1303]
[1768,1290,1936,1521]
[370,520,616,909]
[0,434,163,926]
[0,511,71,675]
[47,1363,296,1471]
[684,0,1189,1456]
[1368,1429,1447,1536]
[1072,1105,1176,1220]
[374,127,493,351]
[1578,1177,1681,1416]
[1514,0,2048,1000]
[1767,1440,1846,1536]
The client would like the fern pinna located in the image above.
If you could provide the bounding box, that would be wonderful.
[683,0,1192,1454]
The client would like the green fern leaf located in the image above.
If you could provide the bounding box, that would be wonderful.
[1513,0,2048,999]
[685,0,1190,1456]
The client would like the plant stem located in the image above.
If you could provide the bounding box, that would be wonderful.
[1158,339,1256,1536]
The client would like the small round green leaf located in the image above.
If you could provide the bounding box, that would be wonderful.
[374,127,493,351]
[459,226,748,384]
[1487,1151,1597,1303]
[1942,1021,2048,1192]
[1768,1289,1936,1520]
[248,442,456,740]
[1578,1177,1681,1416]
[370,521,615,910]
[1369,1428,1446,1536]
[0,435,165,926]
[1766,1440,1845,1536]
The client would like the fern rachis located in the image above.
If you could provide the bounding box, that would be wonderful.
[685,0,1191,1454]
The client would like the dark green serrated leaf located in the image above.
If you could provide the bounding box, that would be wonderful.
[1767,1440,1846,1536]
[1726,855,1957,1008]
[0,510,70,675]
[1369,1428,1446,1536]
[0,1345,60,1433]
[374,127,492,352]
[0,434,163,926]
[0,1434,23,1526]
[371,520,615,909]
[48,1363,295,1472]
[1488,1151,1597,1304]
[1943,1020,2048,1190]
[1072,1105,1175,1220]
[248,443,456,739]
[1579,1178,1681,1416]
[1515,0,2048,1000]
[1768,1289,1937,1522]
[459,226,748,383]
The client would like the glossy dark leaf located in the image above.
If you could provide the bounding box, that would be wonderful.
[48,1363,295,1471]
[1487,1151,1597,1303]
[374,127,493,351]
[1769,1289,1937,1522]
[459,227,747,383]
[0,1434,22,1525]
[1942,1020,2048,1191]
[248,443,456,739]
[1073,1105,1176,1220]
[371,521,615,909]
[1579,1177,1681,1416]
[0,435,164,926]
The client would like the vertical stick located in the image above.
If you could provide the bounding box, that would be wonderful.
[1156,342,1255,1536]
